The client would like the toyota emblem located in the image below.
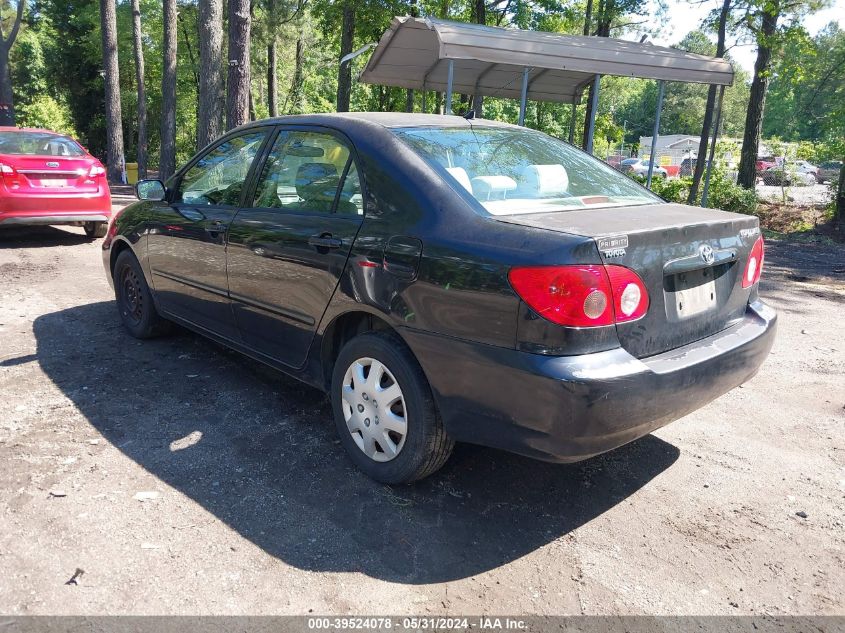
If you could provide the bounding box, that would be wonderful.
[699,244,715,265]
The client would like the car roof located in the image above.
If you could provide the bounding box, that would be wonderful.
[234,112,520,131]
[0,127,70,136]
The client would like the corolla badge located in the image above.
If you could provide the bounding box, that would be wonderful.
[699,244,715,265]
[46,161,60,168]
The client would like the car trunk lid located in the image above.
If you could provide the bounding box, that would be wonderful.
[0,154,101,193]
[498,203,760,358]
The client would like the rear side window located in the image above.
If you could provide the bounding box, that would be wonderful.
[395,126,660,215]
[252,130,361,215]
[0,131,85,157]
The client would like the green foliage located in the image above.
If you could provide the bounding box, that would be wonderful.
[706,173,759,214]
[763,24,845,145]
[16,95,77,136]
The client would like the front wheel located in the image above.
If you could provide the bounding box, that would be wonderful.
[84,221,107,238]
[112,250,171,339]
[331,331,454,484]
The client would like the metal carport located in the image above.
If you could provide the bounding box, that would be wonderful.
[359,17,734,194]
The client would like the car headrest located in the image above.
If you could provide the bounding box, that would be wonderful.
[295,163,339,202]
[445,166,473,193]
[520,164,569,196]
[471,175,517,201]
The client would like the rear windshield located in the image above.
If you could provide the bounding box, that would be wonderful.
[0,131,85,157]
[394,126,660,215]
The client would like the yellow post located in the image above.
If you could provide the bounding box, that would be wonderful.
[126,162,139,185]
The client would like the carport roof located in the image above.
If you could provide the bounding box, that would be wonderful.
[360,17,734,104]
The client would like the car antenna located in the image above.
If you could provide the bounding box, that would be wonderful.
[463,109,476,120]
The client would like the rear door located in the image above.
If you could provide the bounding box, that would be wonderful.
[226,126,365,367]
[146,128,270,340]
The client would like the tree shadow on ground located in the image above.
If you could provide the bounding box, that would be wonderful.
[34,300,679,584]
[0,225,93,249]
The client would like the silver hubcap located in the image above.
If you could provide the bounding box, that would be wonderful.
[341,357,407,462]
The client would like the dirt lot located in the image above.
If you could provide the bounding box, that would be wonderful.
[0,213,843,616]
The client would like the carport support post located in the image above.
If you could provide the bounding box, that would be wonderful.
[445,60,454,115]
[701,84,726,208]
[585,74,601,154]
[518,67,529,126]
[646,80,666,189]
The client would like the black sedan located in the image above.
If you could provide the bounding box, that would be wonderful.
[102,113,776,484]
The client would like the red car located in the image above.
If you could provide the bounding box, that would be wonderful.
[0,127,112,237]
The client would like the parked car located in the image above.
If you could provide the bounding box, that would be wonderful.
[756,156,776,173]
[103,113,776,484]
[761,164,817,186]
[619,157,668,179]
[816,160,843,184]
[679,157,698,178]
[0,127,111,237]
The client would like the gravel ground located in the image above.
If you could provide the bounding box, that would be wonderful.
[756,183,833,207]
[0,213,843,616]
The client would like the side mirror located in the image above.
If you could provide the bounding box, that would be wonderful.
[136,179,167,201]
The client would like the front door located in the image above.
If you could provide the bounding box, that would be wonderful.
[146,129,269,340]
[226,127,365,367]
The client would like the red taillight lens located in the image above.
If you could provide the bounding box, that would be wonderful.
[742,236,764,288]
[509,264,649,328]
[509,265,613,327]
[89,165,106,177]
[0,163,15,175]
[604,265,649,322]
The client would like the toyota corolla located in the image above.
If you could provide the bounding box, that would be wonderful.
[101,113,776,484]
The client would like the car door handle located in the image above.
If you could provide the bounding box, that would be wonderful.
[308,234,342,250]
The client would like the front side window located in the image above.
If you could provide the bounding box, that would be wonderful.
[176,130,268,206]
[394,126,661,215]
[252,130,360,214]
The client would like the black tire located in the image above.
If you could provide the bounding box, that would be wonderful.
[331,331,454,484]
[112,249,171,339]
[84,221,107,238]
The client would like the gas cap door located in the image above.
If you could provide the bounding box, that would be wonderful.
[383,235,422,281]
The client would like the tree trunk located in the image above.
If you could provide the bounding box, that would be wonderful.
[159,0,178,181]
[99,0,125,183]
[0,0,24,126]
[471,0,486,116]
[836,161,845,227]
[688,0,730,204]
[267,41,278,117]
[131,0,147,179]
[580,0,603,149]
[198,0,224,149]
[226,0,251,129]
[286,36,304,113]
[737,9,778,190]
[336,1,355,112]
[583,0,593,35]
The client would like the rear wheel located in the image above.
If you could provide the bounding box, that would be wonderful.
[331,331,453,484]
[113,250,171,339]
[84,221,107,238]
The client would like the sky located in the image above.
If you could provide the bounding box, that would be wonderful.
[646,0,845,74]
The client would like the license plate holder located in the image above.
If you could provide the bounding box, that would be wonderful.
[666,267,717,320]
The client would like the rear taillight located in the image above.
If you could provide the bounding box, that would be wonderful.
[89,165,106,177]
[604,265,650,322]
[742,236,764,288]
[0,162,21,188]
[508,264,649,328]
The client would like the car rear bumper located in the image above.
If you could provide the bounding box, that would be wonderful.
[0,213,110,225]
[401,299,777,463]
[0,188,112,226]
